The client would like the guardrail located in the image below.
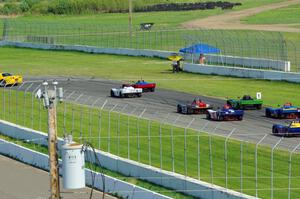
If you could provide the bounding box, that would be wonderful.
[0,119,256,199]
[183,63,300,83]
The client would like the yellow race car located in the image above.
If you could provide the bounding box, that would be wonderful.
[0,72,23,86]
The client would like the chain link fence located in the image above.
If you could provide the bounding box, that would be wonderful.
[2,19,300,71]
[1,82,300,199]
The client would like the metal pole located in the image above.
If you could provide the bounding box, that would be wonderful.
[255,134,268,198]
[240,141,243,193]
[31,85,41,129]
[3,83,7,120]
[23,83,33,126]
[171,115,180,173]
[108,104,118,153]
[98,99,108,149]
[271,137,284,199]
[127,114,130,159]
[159,114,170,170]
[137,108,146,162]
[225,129,235,189]
[184,118,195,176]
[209,135,213,184]
[288,142,300,199]
[118,105,128,156]
[128,0,133,37]
[197,134,200,180]
[148,119,151,165]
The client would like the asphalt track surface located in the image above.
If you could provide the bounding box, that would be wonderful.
[11,76,300,152]
[0,155,116,199]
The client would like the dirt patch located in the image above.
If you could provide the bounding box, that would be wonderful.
[182,0,300,33]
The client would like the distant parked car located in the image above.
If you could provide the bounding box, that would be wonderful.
[272,120,300,136]
[111,86,142,98]
[227,93,263,110]
[177,98,212,114]
[207,105,244,121]
[266,103,300,119]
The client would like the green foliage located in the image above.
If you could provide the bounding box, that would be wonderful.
[0,3,21,14]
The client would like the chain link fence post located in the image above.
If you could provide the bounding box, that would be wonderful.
[225,129,235,189]
[288,142,300,199]
[271,137,283,199]
[255,134,268,198]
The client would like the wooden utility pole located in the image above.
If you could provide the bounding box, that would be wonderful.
[128,0,133,37]
[47,89,60,199]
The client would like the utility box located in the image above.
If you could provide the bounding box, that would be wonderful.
[62,140,85,189]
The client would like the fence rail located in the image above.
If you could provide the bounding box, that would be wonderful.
[1,83,300,199]
[2,19,300,72]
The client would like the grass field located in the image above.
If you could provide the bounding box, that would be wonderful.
[1,47,300,107]
[1,89,300,199]
[243,3,300,25]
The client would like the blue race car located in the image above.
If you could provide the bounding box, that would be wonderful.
[266,103,300,119]
[206,105,244,121]
[272,120,300,136]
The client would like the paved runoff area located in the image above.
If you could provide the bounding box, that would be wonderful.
[0,155,116,199]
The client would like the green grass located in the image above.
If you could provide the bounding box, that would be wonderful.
[1,46,300,107]
[0,134,194,199]
[2,0,284,27]
[1,89,300,199]
[243,4,300,25]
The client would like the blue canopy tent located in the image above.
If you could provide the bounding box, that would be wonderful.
[179,43,221,64]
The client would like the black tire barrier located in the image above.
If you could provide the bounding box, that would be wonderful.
[133,1,242,12]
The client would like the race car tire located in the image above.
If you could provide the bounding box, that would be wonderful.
[177,105,182,113]
[120,93,125,98]
[137,93,142,97]
[0,80,6,87]
[110,90,115,97]
[218,115,224,121]
[206,113,211,120]
[187,107,193,114]
[151,88,155,92]
[256,104,262,110]
[265,110,271,117]
[238,116,243,121]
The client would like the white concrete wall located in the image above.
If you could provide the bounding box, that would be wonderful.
[0,138,171,199]
[0,119,257,199]
[185,53,290,72]
[184,63,300,83]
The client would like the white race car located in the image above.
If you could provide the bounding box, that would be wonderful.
[110,86,142,98]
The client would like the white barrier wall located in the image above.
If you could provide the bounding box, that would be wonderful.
[184,54,290,72]
[0,41,290,72]
[184,63,300,83]
[0,139,171,199]
[0,119,257,199]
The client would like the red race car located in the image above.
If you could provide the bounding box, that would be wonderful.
[177,98,212,114]
[123,80,156,92]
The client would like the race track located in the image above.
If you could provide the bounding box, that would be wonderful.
[14,77,300,151]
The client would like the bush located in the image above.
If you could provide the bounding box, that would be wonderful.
[0,3,21,15]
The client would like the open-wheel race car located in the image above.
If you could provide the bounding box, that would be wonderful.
[123,80,156,92]
[0,72,23,87]
[110,86,142,98]
[272,120,300,137]
[206,105,244,121]
[177,98,212,114]
[227,93,263,110]
[266,103,300,119]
